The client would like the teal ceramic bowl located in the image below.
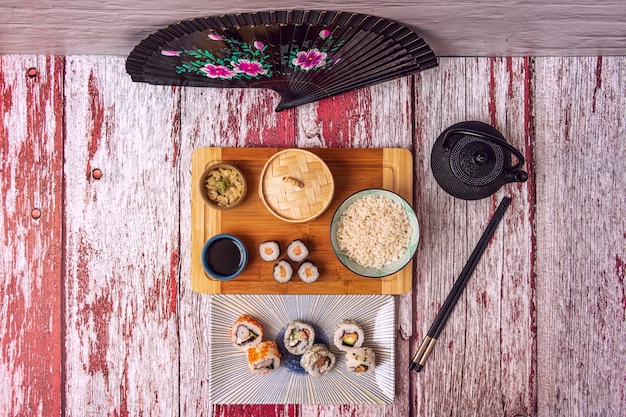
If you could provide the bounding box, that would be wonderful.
[330,189,420,278]
[201,234,248,280]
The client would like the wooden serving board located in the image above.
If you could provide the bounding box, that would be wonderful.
[190,147,414,294]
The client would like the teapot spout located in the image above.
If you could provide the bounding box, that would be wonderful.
[505,170,529,183]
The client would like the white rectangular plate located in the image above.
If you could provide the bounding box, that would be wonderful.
[209,294,396,404]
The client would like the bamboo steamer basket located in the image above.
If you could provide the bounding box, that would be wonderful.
[259,149,335,223]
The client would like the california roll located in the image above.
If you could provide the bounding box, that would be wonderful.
[333,319,365,352]
[247,340,281,374]
[284,320,315,355]
[345,347,376,374]
[230,314,264,351]
[300,344,336,378]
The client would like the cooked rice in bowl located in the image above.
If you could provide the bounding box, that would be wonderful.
[336,194,411,268]
[330,189,419,277]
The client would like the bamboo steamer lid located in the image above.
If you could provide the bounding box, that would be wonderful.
[259,149,335,223]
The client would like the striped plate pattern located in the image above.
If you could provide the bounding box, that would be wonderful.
[209,294,395,404]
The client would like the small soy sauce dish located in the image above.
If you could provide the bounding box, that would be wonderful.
[201,234,248,280]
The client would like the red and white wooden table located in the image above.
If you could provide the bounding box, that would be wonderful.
[1,55,625,416]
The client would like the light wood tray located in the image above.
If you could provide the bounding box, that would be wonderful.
[191,147,414,294]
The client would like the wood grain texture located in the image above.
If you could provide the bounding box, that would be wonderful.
[534,56,626,417]
[2,54,626,417]
[412,58,535,416]
[295,78,414,417]
[0,56,64,417]
[1,1,626,56]
[63,56,181,416]
[462,57,535,417]
[189,147,413,295]
[412,57,469,417]
[178,86,298,416]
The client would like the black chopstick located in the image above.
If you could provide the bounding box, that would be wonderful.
[410,196,512,372]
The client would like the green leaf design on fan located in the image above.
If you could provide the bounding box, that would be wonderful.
[163,29,343,80]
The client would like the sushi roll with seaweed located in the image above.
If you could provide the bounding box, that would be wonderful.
[345,347,376,374]
[286,239,309,262]
[230,314,264,351]
[259,241,280,262]
[333,319,365,352]
[247,340,281,374]
[297,260,319,283]
[284,320,315,355]
[273,259,293,283]
[300,344,335,378]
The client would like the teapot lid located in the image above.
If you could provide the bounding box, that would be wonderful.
[449,135,505,187]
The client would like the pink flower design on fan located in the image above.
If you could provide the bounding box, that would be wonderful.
[231,59,268,76]
[200,64,236,79]
[319,29,330,39]
[161,50,181,56]
[208,33,223,41]
[291,49,327,70]
[254,41,265,51]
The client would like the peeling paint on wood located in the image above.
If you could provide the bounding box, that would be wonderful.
[0,55,65,417]
[63,56,181,416]
[534,56,626,417]
[1,55,625,417]
[412,57,536,416]
[296,77,413,417]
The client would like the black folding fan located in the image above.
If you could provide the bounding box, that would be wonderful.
[126,10,438,111]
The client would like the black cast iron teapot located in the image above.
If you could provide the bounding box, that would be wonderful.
[431,121,528,200]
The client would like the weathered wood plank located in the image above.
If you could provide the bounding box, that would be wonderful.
[1,1,626,56]
[412,57,472,417]
[63,56,181,416]
[534,56,626,417]
[462,57,535,417]
[0,55,65,417]
[412,57,535,416]
[296,78,413,417]
[4,54,626,417]
[492,57,536,417]
[177,86,297,416]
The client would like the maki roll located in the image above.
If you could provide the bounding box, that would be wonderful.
[259,241,280,262]
[300,344,336,378]
[286,239,309,262]
[247,340,281,374]
[284,320,315,355]
[333,319,365,352]
[273,259,293,283]
[345,347,376,374]
[230,314,264,351]
[297,261,319,283]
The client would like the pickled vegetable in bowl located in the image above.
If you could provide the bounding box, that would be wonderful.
[199,163,247,210]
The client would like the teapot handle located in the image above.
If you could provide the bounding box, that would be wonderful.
[442,128,526,172]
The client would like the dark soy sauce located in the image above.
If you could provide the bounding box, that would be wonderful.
[206,238,242,276]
